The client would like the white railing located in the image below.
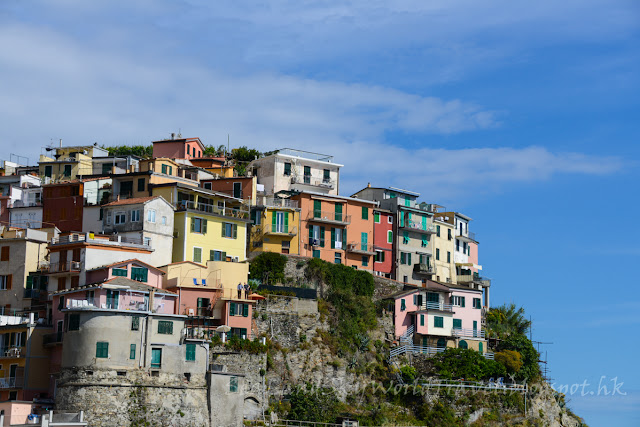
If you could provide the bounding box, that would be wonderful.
[390,344,495,361]
[419,301,453,312]
[398,325,414,343]
[452,328,485,338]
[177,200,249,219]
[263,225,297,236]
[291,175,335,189]
[402,221,437,233]
[65,298,149,312]
[262,197,298,209]
[51,233,147,247]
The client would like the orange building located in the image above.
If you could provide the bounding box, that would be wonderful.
[292,191,377,271]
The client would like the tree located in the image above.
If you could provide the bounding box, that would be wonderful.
[103,145,153,158]
[230,146,261,176]
[249,252,287,284]
[497,335,540,381]
[486,303,531,338]
[288,384,341,423]
[494,350,523,374]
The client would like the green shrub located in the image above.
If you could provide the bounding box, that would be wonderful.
[431,348,506,381]
[495,350,523,374]
[250,252,287,284]
[497,335,541,381]
[400,365,417,383]
[288,384,342,423]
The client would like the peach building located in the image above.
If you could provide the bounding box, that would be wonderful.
[152,135,205,160]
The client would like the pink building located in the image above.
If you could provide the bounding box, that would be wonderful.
[152,136,205,160]
[85,259,165,289]
[373,208,394,278]
[389,280,487,354]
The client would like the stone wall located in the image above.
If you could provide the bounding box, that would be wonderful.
[55,368,209,427]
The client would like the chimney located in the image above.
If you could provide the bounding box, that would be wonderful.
[367,182,371,188]
[171,133,175,140]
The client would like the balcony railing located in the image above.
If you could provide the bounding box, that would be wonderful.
[0,377,24,389]
[278,148,335,162]
[23,289,44,299]
[261,197,298,209]
[414,263,436,275]
[457,272,491,286]
[307,211,351,225]
[0,346,24,358]
[419,301,453,312]
[453,328,485,339]
[263,225,297,236]
[43,331,63,346]
[176,201,249,219]
[291,175,335,189]
[50,233,148,247]
[402,221,437,234]
[43,261,82,274]
[64,298,150,312]
[345,242,376,255]
[455,230,477,241]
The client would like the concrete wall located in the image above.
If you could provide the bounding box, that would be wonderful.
[209,371,246,427]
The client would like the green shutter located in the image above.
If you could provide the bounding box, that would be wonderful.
[361,232,367,250]
[314,200,322,218]
[422,216,427,230]
[190,217,195,232]
[331,228,336,249]
[405,198,410,207]
[437,225,440,237]
[272,211,277,232]
[408,253,412,265]
[420,315,424,326]
[320,226,325,247]
[186,343,196,361]
[284,212,289,233]
[453,319,462,329]
[374,212,380,223]
[362,206,368,220]
[400,299,406,311]
[422,235,428,247]
[232,224,237,239]
[400,212,405,227]
[230,302,236,316]
[221,222,226,237]
[203,219,207,234]
[308,225,313,242]
[335,204,342,221]
[434,316,443,328]
[461,297,465,308]
[242,303,249,317]
[130,344,136,359]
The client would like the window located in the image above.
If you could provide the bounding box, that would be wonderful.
[436,225,440,237]
[44,165,52,178]
[313,200,322,218]
[400,299,406,311]
[421,235,428,247]
[147,209,156,223]
[453,319,462,329]
[131,316,140,331]
[462,242,468,255]
[112,267,127,277]
[186,343,196,362]
[137,178,145,192]
[0,247,8,261]
[420,314,425,326]
[161,216,167,225]
[473,298,482,309]
[193,247,202,263]
[130,344,136,360]
[157,321,173,334]
[0,275,12,290]
[283,162,291,176]
[448,229,452,240]
[334,252,342,264]
[210,250,226,261]
[451,296,466,307]
[191,217,206,234]
[63,165,72,177]
[312,249,320,259]
[68,314,80,331]
[374,212,380,223]
[131,267,148,283]
[114,211,126,224]
[151,348,162,368]
[129,210,140,222]
[281,240,290,254]
[96,342,109,358]
[456,239,460,251]
[233,182,242,198]
[143,237,151,246]
[361,206,368,220]
[436,248,440,260]
[434,316,444,328]
[362,256,368,267]
[403,231,409,244]
[387,230,392,244]
[303,166,311,183]
[447,251,451,263]
[222,222,237,239]
[230,376,238,392]
[375,250,385,263]
[388,215,393,224]
[323,169,330,182]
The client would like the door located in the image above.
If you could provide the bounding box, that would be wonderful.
[106,290,119,309]
[479,342,483,354]
[233,182,242,199]
[361,232,368,251]
[437,338,446,349]
[473,320,478,337]
[304,166,311,183]
[151,348,162,369]
[197,298,210,316]
[120,181,133,198]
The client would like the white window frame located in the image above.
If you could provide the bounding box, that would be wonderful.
[114,211,126,225]
[147,209,156,223]
[161,216,167,225]
[131,209,140,222]
[388,216,393,224]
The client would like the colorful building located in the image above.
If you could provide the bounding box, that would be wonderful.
[372,208,394,278]
[250,197,301,256]
[292,191,376,271]
[190,157,235,178]
[152,135,205,160]
[249,148,342,196]
[432,210,456,284]
[201,176,257,205]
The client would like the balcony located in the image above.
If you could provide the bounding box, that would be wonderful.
[41,261,81,274]
[63,298,150,312]
[263,224,297,237]
[0,377,24,389]
[414,263,436,275]
[260,197,299,209]
[307,211,350,226]
[43,331,63,346]
[416,301,453,312]
[176,200,249,220]
[291,175,335,190]
[457,272,491,287]
[453,328,486,339]
[455,230,477,243]
[401,221,437,234]
[278,148,335,163]
[23,289,45,299]
[0,346,24,358]
[345,242,376,255]
[50,233,150,249]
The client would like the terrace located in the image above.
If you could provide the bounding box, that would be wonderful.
[176,200,249,220]
[345,242,376,255]
[306,210,351,226]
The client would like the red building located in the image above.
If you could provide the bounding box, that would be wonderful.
[373,208,394,278]
[152,135,205,160]
[200,176,256,202]
[42,181,84,232]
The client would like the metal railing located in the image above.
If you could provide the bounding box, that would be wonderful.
[457,272,491,286]
[176,200,249,219]
[261,197,299,209]
[452,328,485,338]
[419,301,453,312]
[398,325,414,343]
[291,175,335,189]
[345,242,375,254]
[277,148,335,163]
[51,233,147,247]
[44,261,82,273]
[455,229,477,241]
[64,298,150,312]
[43,331,63,346]
[401,221,437,233]
[390,344,494,361]
[0,376,24,389]
[0,346,24,358]
[263,224,298,236]
[307,211,351,224]
[414,263,436,274]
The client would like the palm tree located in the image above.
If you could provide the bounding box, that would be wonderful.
[486,303,531,338]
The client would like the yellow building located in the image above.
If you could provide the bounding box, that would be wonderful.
[432,210,457,284]
[250,197,300,255]
[38,147,95,182]
[151,183,250,263]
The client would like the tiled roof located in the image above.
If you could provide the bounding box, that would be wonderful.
[102,196,158,207]
[52,277,176,296]
[85,258,166,273]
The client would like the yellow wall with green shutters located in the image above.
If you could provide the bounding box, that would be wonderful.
[172,211,248,263]
[250,208,300,255]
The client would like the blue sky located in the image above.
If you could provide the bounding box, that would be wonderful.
[1,1,639,424]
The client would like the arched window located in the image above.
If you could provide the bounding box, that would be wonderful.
[437,338,446,349]
[459,340,468,349]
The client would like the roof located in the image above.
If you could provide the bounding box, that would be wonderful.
[152,137,206,152]
[352,185,420,198]
[157,260,207,270]
[386,281,452,299]
[52,277,177,296]
[102,196,160,207]
[86,258,166,274]
[293,190,378,206]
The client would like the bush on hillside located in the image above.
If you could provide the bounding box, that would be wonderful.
[494,350,523,374]
[288,383,342,423]
[496,335,541,381]
[430,348,506,381]
[249,252,287,284]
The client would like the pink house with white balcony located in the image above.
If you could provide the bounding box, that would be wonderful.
[85,259,165,289]
[389,280,487,354]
